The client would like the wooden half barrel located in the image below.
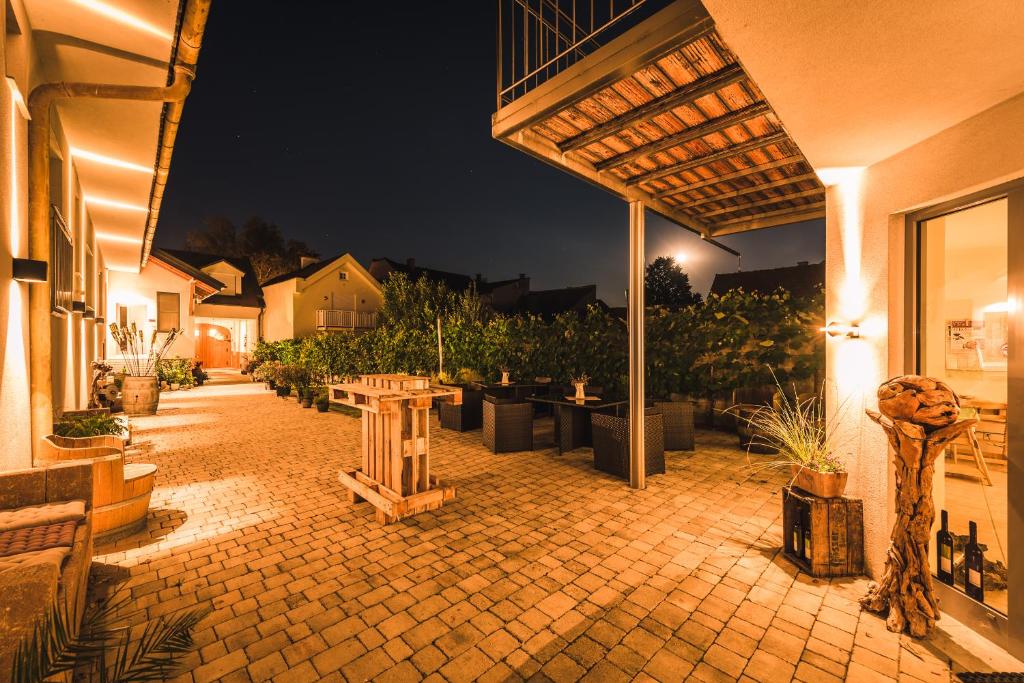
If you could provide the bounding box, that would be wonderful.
[122,376,160,416]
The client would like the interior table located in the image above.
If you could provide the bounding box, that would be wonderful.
[528,395,628,454]
[473,381,547,401]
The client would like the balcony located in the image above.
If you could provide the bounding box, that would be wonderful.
[315,309,377,331]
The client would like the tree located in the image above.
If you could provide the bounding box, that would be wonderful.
[184,216,318,283]
[645,256,702,309]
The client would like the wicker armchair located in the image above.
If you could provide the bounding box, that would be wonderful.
[483,397,534,453]
[591,409,665,479]
[439,387,484,431]
[653,400,695,451]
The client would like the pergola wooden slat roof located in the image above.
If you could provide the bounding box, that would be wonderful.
[492,0,824,242]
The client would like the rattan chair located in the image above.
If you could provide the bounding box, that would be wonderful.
[653,400,695,451]
[483,397,534,453]
[439,387,484,431]
[591,409,665,479]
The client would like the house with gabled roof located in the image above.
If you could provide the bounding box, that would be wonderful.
[105,248,264,369]
[261,253,383,341]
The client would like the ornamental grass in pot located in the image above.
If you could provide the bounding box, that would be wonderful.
[739,379,848,498]
[109,323,181,416]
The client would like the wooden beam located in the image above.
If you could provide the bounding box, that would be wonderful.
[503,125,713,237]
[709,206,826,236]
[628,200,645,491]
[673,173,821,209]
[558,64,747,153]
[624,132,789,187]
[593,102,771,171]
[713,201,827,228]
[492,0,713,139]
[698,188,826,218]
[652,155,807,198]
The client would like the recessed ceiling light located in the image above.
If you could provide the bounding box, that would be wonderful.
[85,196,149,213]
[70,0,173,41]
[71,147,152,174]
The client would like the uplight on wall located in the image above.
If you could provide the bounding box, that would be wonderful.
[12,258,47,283]
[822,321,861,339]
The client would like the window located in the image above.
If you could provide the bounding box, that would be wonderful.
[157,292,180,332]
[339,271,349,281]
[50,207,73,313]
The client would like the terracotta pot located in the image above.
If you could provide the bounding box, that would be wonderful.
[790,464,848,498]
[122,376,159,416]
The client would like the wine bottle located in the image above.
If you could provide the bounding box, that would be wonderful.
[936,510,954,586]
[802,505,812,561]
[964,520,984,602]
[792,507,803,559]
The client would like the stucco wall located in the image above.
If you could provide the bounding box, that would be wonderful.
[827,92,1024,576]
[261,280,295,342]
[106,265,196,363]
[0,10,33,470]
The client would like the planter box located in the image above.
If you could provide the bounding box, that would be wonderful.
[782,486,864,578]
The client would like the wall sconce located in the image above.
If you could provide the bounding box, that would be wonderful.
[71,300,86,314]
[84,307,95,319]
[822,321,861,339]
[95,317,105,324]
[12,258,48,283]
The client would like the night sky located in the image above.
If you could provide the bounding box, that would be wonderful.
[157,2,824,305]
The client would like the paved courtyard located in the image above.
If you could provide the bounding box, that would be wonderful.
[92,372,959,682]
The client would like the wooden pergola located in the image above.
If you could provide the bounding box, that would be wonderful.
[493,0,823,488]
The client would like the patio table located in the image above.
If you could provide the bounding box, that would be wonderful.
[473,381,546,401]
[330,374,461,523]
[528,395,628,454]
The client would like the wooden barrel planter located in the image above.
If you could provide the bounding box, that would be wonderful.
[122,376,159,416]
[40,435,157,540]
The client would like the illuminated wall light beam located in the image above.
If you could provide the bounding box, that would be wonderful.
[70,147,153,174]
[817,167,867,322]
[95,232,144,244]
[84,196,149,213]
[70,0,173,41]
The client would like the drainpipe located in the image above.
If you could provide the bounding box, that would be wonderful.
[26,0,210,462]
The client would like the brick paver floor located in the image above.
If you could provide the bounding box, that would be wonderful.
[92,371,958,682]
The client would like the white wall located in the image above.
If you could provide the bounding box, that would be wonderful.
[106,264,196,365]
[826,92,1024,575]
[0,4,32,470]
[261,280,295,342]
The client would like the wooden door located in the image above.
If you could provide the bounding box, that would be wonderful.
[195,323,233,368]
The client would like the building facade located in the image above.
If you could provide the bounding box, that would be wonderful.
[1,0,207,469]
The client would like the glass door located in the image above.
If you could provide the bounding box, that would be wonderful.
[914,183,1023,657]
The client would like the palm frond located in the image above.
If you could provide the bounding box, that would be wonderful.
[11,592,209,683]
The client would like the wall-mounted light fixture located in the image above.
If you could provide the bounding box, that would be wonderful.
[12,258,48,282]
[822,321,861,339]
[95,317,105,325]
[84,307,95,319]
[71,300,87,314]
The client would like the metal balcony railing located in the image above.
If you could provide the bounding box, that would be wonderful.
[496,0,672,108]
[315,309,377,330]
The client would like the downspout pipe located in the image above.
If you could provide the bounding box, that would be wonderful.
[25,0,210,462]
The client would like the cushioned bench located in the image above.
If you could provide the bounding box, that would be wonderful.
[0,462,93,679]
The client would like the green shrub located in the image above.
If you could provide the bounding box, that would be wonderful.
[54,413,126,438]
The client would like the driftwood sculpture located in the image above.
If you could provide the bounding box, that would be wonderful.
[860,375,977,638]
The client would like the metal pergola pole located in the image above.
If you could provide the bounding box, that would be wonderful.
[628,200,645,489]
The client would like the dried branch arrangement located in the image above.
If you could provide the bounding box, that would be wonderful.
[108,323,181,377]
[860,375,976,638]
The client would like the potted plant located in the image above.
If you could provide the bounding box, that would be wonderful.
[109,323,180,416]
[315,388,330,413]
[739,380,847,498]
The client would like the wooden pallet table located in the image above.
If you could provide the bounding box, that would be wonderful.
[330,374,462,524]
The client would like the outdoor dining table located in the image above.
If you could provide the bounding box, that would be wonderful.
[472,381,546,401]
[527,395,629,454]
